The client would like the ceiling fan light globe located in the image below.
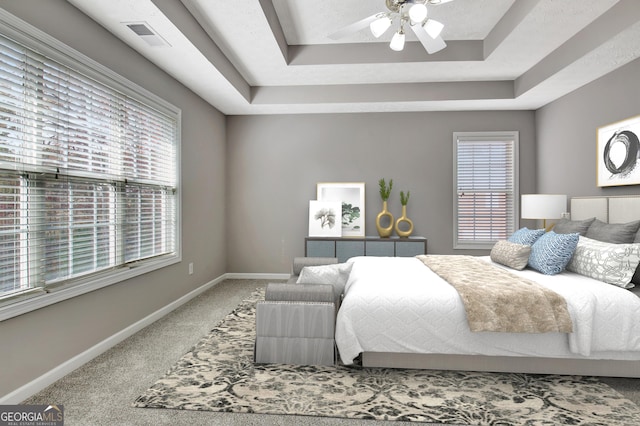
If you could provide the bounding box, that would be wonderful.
[409,4,428,23]
[423,19,444,39]
[370,16,392,38]
[390,30,405,51]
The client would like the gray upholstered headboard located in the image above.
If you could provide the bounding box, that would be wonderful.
[571,196,640,224]
[571,195,640,297]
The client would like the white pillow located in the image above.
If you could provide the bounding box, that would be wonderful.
[567,236,640,288]
[297,262,353,298]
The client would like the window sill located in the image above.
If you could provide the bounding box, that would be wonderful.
[0,254,180,322]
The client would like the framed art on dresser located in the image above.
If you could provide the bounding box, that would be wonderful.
[317,182,365,237]
[308,200,342,237]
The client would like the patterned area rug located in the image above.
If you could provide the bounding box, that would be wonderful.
[133,290,640,425]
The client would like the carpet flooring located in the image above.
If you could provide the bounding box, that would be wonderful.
[23,279,640,425]
[134,288,640,425]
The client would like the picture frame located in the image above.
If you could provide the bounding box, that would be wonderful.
[597,114,640,187]
[308,200,342,237]
[317,182,365,237]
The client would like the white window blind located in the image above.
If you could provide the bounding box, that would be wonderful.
[453,132,518,249]
[0,25,179,307]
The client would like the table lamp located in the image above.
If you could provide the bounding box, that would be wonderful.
[521,194,567,230]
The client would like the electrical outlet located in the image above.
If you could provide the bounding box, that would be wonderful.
[188,262,194,275]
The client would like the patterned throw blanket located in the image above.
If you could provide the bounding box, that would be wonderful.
[417,255,573,333]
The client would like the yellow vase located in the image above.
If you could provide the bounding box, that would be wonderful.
[376,200,394,238]
[395,205,414,238]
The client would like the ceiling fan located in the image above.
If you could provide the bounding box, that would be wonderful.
[328,0,454,54]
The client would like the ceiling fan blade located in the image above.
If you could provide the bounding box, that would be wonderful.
[328,14,381,40]
[411,23,446,54]
[427,0,455,4]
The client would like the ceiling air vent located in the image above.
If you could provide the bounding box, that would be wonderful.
[125,22,170,47]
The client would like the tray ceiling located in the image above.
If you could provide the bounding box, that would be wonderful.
[66,0,640,115]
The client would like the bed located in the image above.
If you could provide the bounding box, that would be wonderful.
[334,196,640,377]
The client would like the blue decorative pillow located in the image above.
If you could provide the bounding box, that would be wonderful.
[508,227,545,245]
[528,231,580,275]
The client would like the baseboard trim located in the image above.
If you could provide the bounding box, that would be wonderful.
[0,274,227,404]
[224,272,289,280]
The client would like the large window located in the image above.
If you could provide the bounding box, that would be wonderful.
[0,12,180,318]
[453,132,518,249]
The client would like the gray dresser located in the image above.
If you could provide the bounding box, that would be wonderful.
[305,236,427,262]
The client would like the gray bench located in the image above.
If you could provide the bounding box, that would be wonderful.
[254,257,339,365]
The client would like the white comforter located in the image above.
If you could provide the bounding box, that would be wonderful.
[335,256,640,365]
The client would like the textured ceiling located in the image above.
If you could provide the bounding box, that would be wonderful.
[271,0,513,44]
[65,0,640,115]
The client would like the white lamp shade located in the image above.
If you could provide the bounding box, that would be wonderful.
[521,194,567,220]
[409,4,428,23]
[423,19,444,39]
[370,16,392,38]
[390,30,405,51]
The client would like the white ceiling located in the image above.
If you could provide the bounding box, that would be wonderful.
[65,0,640,115]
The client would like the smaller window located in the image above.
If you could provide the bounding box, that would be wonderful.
[453,132,519,249]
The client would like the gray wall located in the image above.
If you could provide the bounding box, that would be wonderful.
[226,111,537,273]
[0,1,227,396]
[536,57,640,197]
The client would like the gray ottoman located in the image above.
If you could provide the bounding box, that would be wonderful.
[254,282,336,365]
